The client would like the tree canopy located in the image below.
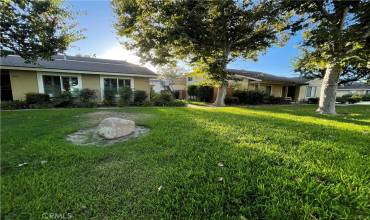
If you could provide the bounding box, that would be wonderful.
[0,0,83,63]
[294,49,370,85]
[280,0,370,113]
[113,0,288,105]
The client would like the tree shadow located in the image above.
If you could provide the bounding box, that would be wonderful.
[151,107,369,218]
[243,105,370,127]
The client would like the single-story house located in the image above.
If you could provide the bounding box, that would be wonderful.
[299,79,370,100]
[186,69,307,102]
[0,55,157,102]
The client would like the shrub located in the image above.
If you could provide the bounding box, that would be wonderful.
[341,94,353,102]
[168,100,187,106]
[152,91,174,106]
[133,90,147,105]
[362,94,370,101]
[197,86,213,102]
[336,96,346,104]
[307,97,319,104]
[118,87,133,106]
[225,96,239,105]
[79,88,97,103]
[53,91,74,107]
[103,89,116,106]
[233,90,265,105]
[264,96,290,104]
[187,85,198,99]
[25,93,50,105]
[339,94,363,104]
[347,95,362,104]
[1,100,28,110]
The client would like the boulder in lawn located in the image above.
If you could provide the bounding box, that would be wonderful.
[97,117,135,139]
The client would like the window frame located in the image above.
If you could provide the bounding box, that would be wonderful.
[306,86,316,98]
[37,72,82,97]
[100,76,134,99]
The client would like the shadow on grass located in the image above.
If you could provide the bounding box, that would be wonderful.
[150,107,369,219]
[243,105,370,127]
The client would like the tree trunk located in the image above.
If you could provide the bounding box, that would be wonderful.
[213,84,227,106]
[316,64,341,114]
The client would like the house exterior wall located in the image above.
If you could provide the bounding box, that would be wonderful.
[172,77,187,91]
[271,85,283,97]
[298,79,322,101]
[82,74,101,100]
[6,69,153,101]
[9,70,38,100]
[134,77,151,98]
[230,79,249,90]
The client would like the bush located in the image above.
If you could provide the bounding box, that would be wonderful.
[197,86,213,102]
[152,91,174,106]
[103,89,116,106]
[53,91,74,107]
[339,94,363,104]
[1,100,28,110]
[362,94,370,101]
[25,93,50,105]
[79,89,97,103]
[168,100,187,106]
[225,97,239,105]
[264,96,290,104]
[187,85,198,99]
[118,87,133,106]
[336,96,346,104]
[347,95,362,104]
[133,90,147,105]
[307,97,319,104]
[233,90,265,105]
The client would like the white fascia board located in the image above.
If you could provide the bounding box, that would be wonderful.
[234,74,262,82]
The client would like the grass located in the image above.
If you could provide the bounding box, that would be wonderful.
[1,105,369,219]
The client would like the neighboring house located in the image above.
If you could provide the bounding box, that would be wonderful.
[299,79,370,100]
[0,55,157,102]
[150,76,187,99]
[186,69,307,102]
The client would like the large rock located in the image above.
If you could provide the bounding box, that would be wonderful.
[97,117,135,139]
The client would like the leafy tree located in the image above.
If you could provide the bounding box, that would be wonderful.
[294,50,370,85]
[281,0,370,114]
[0,0,83,63]
[113,0,287,106]
[157,64,187,93]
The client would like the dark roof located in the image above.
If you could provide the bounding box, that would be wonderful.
[227,69,308,85]
[338,83,370,90]
[0,55,157,76]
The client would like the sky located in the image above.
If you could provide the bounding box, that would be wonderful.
[65,0,303,77]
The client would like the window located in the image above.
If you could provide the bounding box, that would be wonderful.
[103,78,131,95]
[306,86,316,98]
[254,84,259,90]
[41,75,80,97]
[266,86,272,95]
[187,77,193,82]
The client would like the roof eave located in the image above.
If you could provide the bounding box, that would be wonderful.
[0,65,157,78]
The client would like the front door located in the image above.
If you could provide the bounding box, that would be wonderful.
[287,86,296,100]
[1,70,13,101]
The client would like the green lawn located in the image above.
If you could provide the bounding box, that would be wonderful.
[1,105,369,219]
